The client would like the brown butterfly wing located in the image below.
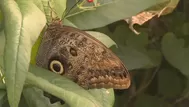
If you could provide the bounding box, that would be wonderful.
[36,23,131,89]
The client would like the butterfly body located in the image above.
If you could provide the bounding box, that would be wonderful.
[36,19,131,89]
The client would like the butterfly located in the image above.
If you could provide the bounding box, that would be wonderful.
[36,0,131,90]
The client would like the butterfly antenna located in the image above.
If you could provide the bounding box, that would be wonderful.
[47,1,59,20]
[61,0,82,21]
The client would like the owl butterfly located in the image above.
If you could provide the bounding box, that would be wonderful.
[36,1,131,90]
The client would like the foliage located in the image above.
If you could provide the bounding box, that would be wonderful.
[0,0,188,107]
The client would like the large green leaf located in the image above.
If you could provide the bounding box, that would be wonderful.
[66,0,168,29]
[0,0,46,107]
[162,33,189,76]
[162,32,189,98]
[27,65,114,107]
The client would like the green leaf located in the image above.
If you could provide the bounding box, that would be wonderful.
[86,31,117,48]
[98,24,162,70]
[158,68,184,98]
[134,94,171,107]
[32,0,44,10]
[162,32,189,98]
[63,19,78,28]
[23,87,66,107]
[88,89,114,107]
[0,0,46,107]
[53,0,67,19]
[30,31,43,65]
[27,65,114,107]
[162,32,189,76]
[144,0,179,16]
[66,0,168,29]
